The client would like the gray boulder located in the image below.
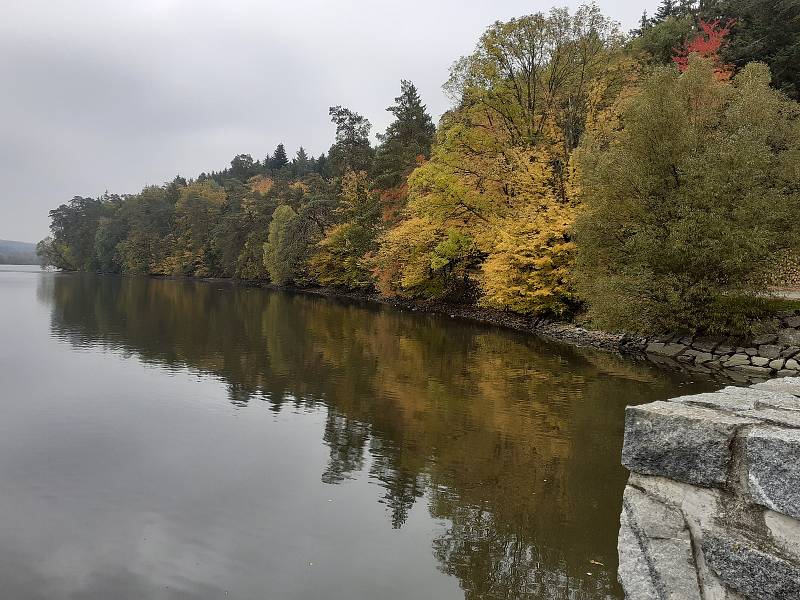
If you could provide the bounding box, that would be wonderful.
[752,377,800,397]
[702,531,800,600]
[646,342,687,357]
[717,386,800,411]
[736,408,800,428]
[778,328,800,346]
[759,345,783,359]
[731,365,771,377]
[618,487,702,600]
[692,337,721,352]
[684,349,715,364]
[752,333,779,345]
[723,354,750,367]
[622,402,757,488]
[746,426,800,519]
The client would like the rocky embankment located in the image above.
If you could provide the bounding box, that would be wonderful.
[347,290,800,383]
[640,312,800,382]
[618,377,800,599]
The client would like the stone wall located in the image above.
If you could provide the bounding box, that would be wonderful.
[641,311,800,383]
[617,378,800,599]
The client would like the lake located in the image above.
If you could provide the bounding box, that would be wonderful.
[0,266,715,599]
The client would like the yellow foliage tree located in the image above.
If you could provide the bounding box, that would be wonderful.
[247,175,273,195]
[479,145,579,314]
[376,5,627,314]
[309,170,381,290]
[375,216,447,297]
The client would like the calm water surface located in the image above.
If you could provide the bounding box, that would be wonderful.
[0,266,716,599]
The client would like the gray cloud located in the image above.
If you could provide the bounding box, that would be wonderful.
[0,0,658,242]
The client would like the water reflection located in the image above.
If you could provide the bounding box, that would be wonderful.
[35,273,713,599]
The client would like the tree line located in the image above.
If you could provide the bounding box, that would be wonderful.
[39,0,800,335]
[0,239,38,265]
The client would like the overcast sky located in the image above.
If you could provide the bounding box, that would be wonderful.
[0,0,658,242]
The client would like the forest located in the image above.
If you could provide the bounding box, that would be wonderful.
[0,239,38,264]
[38,0,800,336]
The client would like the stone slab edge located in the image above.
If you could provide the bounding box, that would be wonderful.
[618,378,800,600]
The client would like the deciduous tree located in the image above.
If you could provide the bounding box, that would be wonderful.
[263,204,301,284]
[327,106,373,177]
[574,58,800,334]
[310,170,380,289]
[170,181,226,276]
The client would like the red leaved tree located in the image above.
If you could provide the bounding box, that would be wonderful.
[673,19,735,79]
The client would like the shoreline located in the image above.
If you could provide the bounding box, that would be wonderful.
[176,277,800,384]
[54,270,800,384]
[266,283,648,354]
[138,273,645,354]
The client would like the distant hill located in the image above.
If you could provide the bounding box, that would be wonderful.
[0,239,39,264]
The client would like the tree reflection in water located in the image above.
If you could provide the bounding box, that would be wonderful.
[39,273,712,600]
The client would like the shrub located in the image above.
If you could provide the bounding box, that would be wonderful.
[574,58,800,334]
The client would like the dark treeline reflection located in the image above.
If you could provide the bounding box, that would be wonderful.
[38,274,712,599]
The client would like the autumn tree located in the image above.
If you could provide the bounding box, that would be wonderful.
[639,1,799,99]
[673,18,734,77]
[263,204,301,284]
[718,0,800,100]
[377,5,624,312]
[574,57,800,334]
[269,174,339,284]
[309,170,380,289]
[169,180,227,276]
[479,148,579,315]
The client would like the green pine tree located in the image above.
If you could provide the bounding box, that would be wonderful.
[270,143,289,170]
[315,153,329,178]
[719,0,800,100]
[292,146,310,177]
[373,80,436,188]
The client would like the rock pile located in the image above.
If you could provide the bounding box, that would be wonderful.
[617,378,800,599]
[643,312,800,382]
